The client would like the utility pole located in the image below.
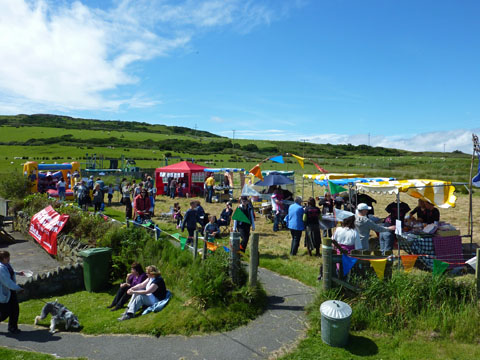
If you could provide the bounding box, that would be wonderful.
[194,123,197,139]
[232,129,235,148]
[368,133,370,146]
[300,139,308,157]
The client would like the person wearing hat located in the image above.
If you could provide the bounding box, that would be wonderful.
[355,203,395,251]
[119,265,166,321]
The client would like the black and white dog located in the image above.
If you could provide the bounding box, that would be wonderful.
[34,300,80,334]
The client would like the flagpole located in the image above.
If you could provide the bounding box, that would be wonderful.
[469,134,479,253]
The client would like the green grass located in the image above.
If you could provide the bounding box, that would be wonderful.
[0,347,85,360]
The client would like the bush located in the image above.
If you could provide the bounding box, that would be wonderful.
[0,171,31,200]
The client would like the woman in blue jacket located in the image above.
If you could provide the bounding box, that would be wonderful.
[284,197,305,256]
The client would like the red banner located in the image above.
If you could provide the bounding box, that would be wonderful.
[29,205,69,255]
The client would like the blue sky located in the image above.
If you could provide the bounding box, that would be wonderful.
[1,0,479,153]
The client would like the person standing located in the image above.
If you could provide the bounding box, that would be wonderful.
[181,201,198,245]
[56,177,66,201]
[285,197,305,256]
[133,188,151,221]
[271,188,284,232]
[76,180,89,211]
[303,197,321,256]
[93,183,103,212]
[233,196,255,252]
[0,251,24,334]
[169,178,177,199]
[204,173,215,203]
[122,181,133,220]
[107,184,114,206]
[355,203,395,251]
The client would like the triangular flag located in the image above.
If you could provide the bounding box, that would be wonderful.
[171,233,181,239]
[232,207,251,224]
[270,155,284,164]
[433,259,449,275]
[473,154,480,188]
[207,242,218,252]
[312,161,328,174]
[328,181,347,195]
[401,255,418,272]
[223,246,230,252]
[370,259,387,280]
[342,254,358,276]
[179,236,187,250]
[249,164,263,180]
[290,153,305,168]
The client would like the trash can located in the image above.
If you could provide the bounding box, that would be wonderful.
[320,300,352,347]
[79,247,112,292]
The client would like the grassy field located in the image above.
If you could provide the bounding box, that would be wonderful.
[0,347,85,360]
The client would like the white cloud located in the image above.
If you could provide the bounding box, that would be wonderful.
[0,0,290,113]
[211,116,225,123]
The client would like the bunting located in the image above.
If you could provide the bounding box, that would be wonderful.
[432,259,449,275]
[312,161,328,174]
[401,255,418,272]
[270,155,284,164]
[328,180,347,195]
[473,154,480,188]
[206,242,218,252]
[290,153,305,168]
[249,164,263,180]
[180,236,187,250]
[370,259,387,280]
[232,207,251,224]
[342,254,358,276]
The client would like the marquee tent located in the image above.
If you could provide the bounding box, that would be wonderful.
[155,161,206,196]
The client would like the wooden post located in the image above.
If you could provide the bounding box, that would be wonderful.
[322,236,332,291]
[249,233,259,287]
[202,238,207,260]
[230,232,241,285]
[476,248,480,300]
[193,230,199,259]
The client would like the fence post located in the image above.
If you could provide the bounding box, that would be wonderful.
[126,220,129,228]
[322,236,332,291]
[476,248,480,300]
[193,230,199,259]
[249,233,259,287]
[202,237,207,260]
[154,227,158,241]
[230,232,241,285]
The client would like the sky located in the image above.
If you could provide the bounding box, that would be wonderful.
[1,0,479,153]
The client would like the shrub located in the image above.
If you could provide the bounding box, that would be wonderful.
[0,171,31,200]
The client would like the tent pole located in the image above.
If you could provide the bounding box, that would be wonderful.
[468,142,475,253]
[397,192,401,270]
[311,180,314,198]
[302,176,304,200]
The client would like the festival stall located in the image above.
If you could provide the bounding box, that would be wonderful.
[355,179,462,270]
[155,161,206,197]
[203,168,245,201]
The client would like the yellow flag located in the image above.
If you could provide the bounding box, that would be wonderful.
[401,255,418,273]
[249,164,263,180]
[370,259,387,280]
[291,153,305,168]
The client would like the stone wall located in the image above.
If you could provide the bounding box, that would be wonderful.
[15,211,93,301]
[18,263,84,302]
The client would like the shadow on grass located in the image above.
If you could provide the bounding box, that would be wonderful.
[260,253,290,261]
[345,334,379,356]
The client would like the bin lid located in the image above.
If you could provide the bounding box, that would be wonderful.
[79,247,112,257]
[320,300,352,319]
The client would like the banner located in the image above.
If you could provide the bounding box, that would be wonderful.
[270,155,284,164]
[312,161,328,174]
[232,207,251,224]
[328,180,347,195]
[370,259,387,280]
[29,206,69,255]
[249,164,263,180]
[401,255,418,272]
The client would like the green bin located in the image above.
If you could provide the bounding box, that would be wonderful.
[79,247,112,292]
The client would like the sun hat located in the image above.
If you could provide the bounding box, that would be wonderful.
[357,203,372,211]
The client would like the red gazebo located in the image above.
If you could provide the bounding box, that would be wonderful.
[155,161,206,196]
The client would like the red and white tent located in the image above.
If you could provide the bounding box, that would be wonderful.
[155,161,206,196]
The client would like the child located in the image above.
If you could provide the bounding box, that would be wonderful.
[204,215,220,241]
[173,202,183,229]
[107,184,114,206]
[181,201,198,245]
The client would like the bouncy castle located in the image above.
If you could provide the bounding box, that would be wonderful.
[23,161,81,200]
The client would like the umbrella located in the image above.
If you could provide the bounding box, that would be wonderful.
[254,174,294,186]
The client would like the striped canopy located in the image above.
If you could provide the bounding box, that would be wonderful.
[314,177,394,186]
[355,179,457,208]
[303,173,364,181]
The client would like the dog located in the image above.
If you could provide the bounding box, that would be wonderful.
[34,300,80,334]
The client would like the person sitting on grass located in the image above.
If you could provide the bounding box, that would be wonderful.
[118,265,166,321]
[107,262,147,311]
[204,215,220,241]
[181,201,198,245]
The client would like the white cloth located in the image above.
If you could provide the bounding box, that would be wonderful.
[333,227,360,249]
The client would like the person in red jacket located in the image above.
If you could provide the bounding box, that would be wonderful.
[134,188,151,221]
